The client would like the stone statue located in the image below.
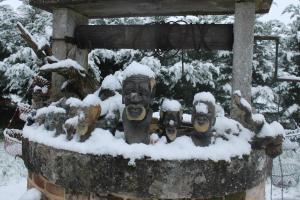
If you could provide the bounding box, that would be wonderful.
[77,105,101,142]
[159,99,183,143]
[34,105,67,136]
[31,76,51,109]
[122,73,156,144]
[64,96,102,142]
[96,75,122,135]
[190,92,216,146]
[232,91,283,158]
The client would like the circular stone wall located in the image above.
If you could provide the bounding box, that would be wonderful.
[22,139,270,199]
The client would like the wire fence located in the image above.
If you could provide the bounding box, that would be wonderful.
[270,128,300,200]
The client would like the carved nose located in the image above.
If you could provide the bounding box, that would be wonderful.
[130,93,142,103]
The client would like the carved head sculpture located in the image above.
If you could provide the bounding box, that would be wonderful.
[32,88,46,109]
[76,105,101,141]
[159,99,183,142]
[192,92,216,134]
[123,75,156,121]
[122,62,156,144]
[37,106,66,136]
[63,95,102,141]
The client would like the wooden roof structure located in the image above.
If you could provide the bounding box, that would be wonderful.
[29,0,273,18]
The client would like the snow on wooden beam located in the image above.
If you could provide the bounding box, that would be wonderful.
[29,0,273,18]
[74,24,234,50]
[277,76,300,82]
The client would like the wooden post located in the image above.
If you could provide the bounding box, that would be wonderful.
[232,1,255,103]
[231,1,255,118]
[51,8,88,101]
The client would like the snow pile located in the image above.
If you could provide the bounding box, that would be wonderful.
[214,116,254,138]
[195,103,208,114]
[153,111,190,122]
[82,94,101,107]
[66,97,82,107]
[66,94,101,108]
[193,92,216,106]
[19,188,41,200]
[183,114,191,123]
[65,116,79,127]
[35,106,66,118]
[297,31,300,42]
[0,142,27,187]
[252,114,265,124]
[123,61,155,79]
[101,74,122,91]
[100,92,124,117]
[161,99,181,112]
[216,103,225,117]
[257,121,284,138]
[23,115,254,162]
[40,59,86,77]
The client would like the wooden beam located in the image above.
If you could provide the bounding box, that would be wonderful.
[29,0,273,18]
[74,24,234,50]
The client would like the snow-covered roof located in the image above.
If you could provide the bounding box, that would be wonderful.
[123,61,155,80]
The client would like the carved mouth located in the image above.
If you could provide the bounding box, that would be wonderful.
[166,128,177,141]
[126,105,147,121]
[194,120,210,133]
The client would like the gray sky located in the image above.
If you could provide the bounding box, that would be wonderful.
[0,0,299,24]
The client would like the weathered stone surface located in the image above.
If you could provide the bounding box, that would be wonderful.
[23,140,270,199]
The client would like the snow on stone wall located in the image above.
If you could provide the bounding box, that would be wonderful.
[23,115,254,162]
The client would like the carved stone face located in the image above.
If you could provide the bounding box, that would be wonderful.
[160,111,182,142]
[192,101,216,134]
[123,75,154,121]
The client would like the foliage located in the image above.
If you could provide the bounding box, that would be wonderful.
[0,2,299,126]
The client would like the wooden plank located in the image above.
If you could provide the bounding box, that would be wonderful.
[74,24,233,50]
[254,35,279,41]
[29,0,273,18]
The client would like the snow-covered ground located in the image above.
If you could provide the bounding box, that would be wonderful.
[266,178,300,200]
[0,141,27,200]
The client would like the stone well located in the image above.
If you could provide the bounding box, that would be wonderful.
[23,139,270,200]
